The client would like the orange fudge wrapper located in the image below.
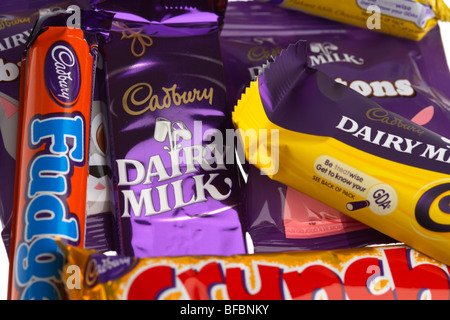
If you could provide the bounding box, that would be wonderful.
[8,24,97,300]
[59,242,450,300]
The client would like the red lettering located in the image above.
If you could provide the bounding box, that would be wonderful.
[385,248,450,300]
[126,265,174,300]
[226,265,283,299]
[283,265,344,300]
[344,257,395,300]
[178,262,224,300]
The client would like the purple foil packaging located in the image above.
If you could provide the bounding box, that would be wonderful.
[0,1,121,255]
[96,0,247,257]
[220,1,450,252]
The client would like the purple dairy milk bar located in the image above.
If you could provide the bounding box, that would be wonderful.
[96,0,247,257]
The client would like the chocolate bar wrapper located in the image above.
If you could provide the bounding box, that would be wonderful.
[0,0,94,256]
[8,8,112,300]
[60,241,450,300]
[95,0,247,257]
[0,0,120,257]
[261,0,450,41]
[232,40,450,266]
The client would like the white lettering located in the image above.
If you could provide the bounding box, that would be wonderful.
[350,80,373,96]
[335,78,416,98]
[336,116,359,133]
[116,159,145,186]
[366,5,381,30]
[51,44,77,100]
[336,115,449,163]
[0,58,19,82]
[420,145,450,163]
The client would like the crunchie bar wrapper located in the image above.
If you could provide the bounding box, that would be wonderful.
[232,41,450,267]
[60,241,450,300]
[261,0,450,41]
[8,9,111,300]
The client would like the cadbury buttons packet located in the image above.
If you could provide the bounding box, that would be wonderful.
[233,40,450,266]
[95,0,247,257]
[261,0,450,41]
[8,8,112,300]
[59,240,450,300]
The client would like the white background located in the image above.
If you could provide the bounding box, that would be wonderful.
[0,1,450,300]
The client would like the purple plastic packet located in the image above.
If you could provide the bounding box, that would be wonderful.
[0,0,121,255]
[220,1,450,252]
[95,0,247,257]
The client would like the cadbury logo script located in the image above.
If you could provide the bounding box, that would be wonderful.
[44,42,81,107]
[122,83,214,115]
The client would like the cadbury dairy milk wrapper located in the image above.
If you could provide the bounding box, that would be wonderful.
[233,40,450,266]
[0,0,120,255]
[96,0,247,257]
[220,1,450,253]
